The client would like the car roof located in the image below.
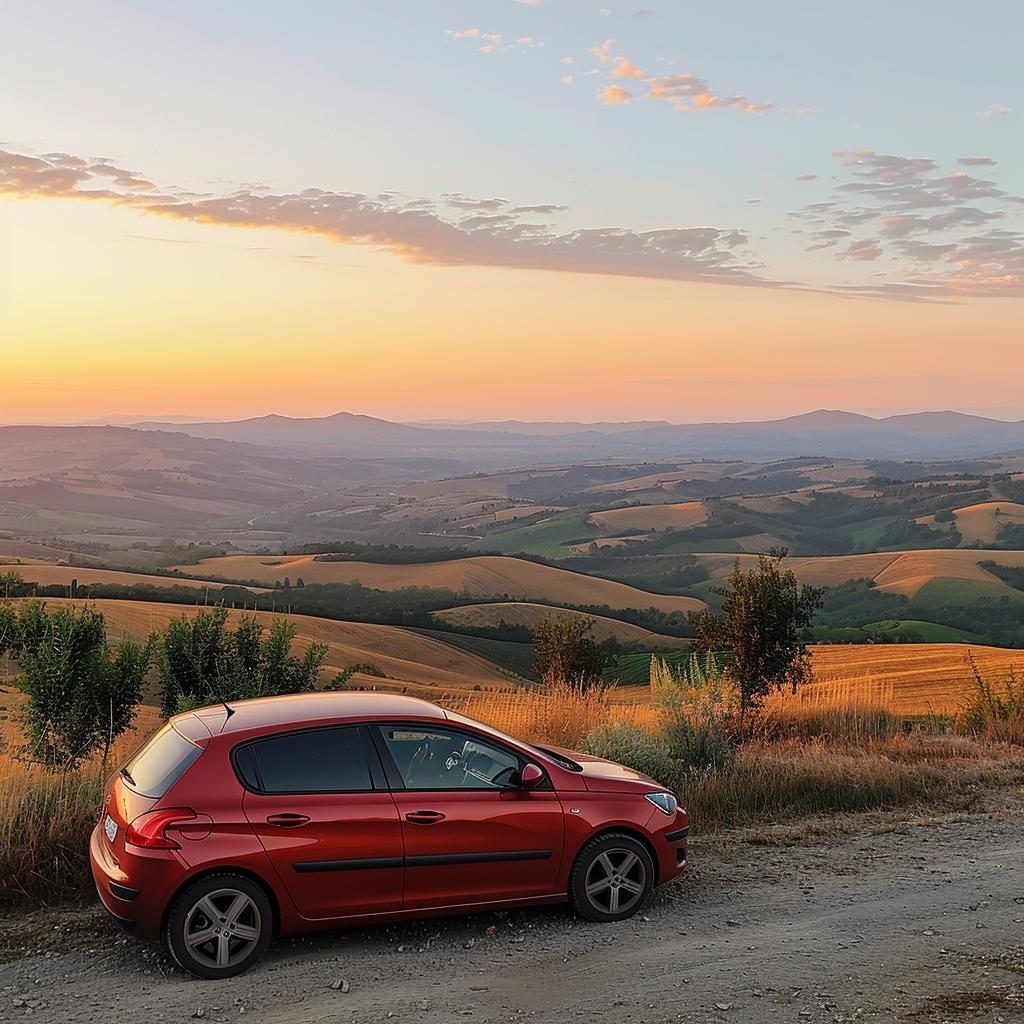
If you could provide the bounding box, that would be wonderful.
[180,690,449,736]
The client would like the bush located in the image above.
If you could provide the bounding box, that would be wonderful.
[1,601,148,770]
[958,653,1024,745]
[157,608,327,713]
[581,723,684,792]
[652,653,738,771]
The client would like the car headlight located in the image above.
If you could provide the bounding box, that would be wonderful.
[644,791,678,816]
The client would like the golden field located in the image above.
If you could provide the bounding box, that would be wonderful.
[588,499,707,532]
[695,548,1024,599]
[175,553,708,615]
[919,500,1024,545]
[612,642,1024,717]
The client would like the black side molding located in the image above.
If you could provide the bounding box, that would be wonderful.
[665,826,689,842]
[407,849,551,868]
[293,850,551,873]
[293,856,404,873]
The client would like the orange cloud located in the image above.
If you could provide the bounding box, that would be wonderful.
[600,84,632,105]
[610,57,646,80]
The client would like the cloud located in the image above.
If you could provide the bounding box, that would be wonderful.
[560,56,574,64]
[841,238,883,261]
[643,72,772,113]
[600,84,633,105]
[790,148,1024,296]
[0,144,770,291]
[562,74,574,84]
[634,9,654,15]
[590,38,615,64]
[796,174,817,181]
[610,57,647,79]
[981,103,1011,117]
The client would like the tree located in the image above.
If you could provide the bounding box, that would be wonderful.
[688,550,823,716]
[156,607,328,713]
[0,571,27,599]
[532,616,617,687]
[2,601,148,770]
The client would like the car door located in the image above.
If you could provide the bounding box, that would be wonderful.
[372,723,564,912]
[239,724,404,922]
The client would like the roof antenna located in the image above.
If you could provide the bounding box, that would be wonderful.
[222,702,235,719]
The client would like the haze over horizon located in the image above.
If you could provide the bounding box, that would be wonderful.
[2,2,1021,423]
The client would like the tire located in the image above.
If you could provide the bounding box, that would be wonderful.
[165,873,272,979]
[568,833,655,923]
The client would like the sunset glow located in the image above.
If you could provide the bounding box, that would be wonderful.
[1,2,1021,423]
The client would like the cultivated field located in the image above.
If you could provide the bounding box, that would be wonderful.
[948,501,1024,544]
[178,554,708,615]
[697,548,1024,598]
[588,500,707,532]
[433,602,685,647]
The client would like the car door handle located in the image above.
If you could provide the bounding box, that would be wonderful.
[405,810,446,824]
[266,813,310,827]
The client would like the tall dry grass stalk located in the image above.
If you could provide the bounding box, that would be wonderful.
[450,680,657,749]
[755,676,901,743]
[0,727,140,907]
[958,653,1024,745]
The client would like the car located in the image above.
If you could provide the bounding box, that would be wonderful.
[90,691,689,978]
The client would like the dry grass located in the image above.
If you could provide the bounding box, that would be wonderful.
[450,681,657,749]
[0,723,150,907]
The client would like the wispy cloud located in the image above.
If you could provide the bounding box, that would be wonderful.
[791,149,1024,296]
[0,145,768,291]
[981,103,1011,117]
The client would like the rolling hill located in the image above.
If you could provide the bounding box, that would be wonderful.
[177,554,708,615]
[32,599,509,696]
[696,549,1024,599]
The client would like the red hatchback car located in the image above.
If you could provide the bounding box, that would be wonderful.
[91,692,689,978]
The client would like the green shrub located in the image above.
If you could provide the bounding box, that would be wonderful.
[652,653,738,771]
[581,723,684,792]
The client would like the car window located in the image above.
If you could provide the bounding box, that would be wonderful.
[122,723,203,798]
[244,726,373,793]
[377,726,521,790]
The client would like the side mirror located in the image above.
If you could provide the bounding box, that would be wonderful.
[520,763,544,790]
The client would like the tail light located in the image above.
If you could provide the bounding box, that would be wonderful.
[126,807,197,850]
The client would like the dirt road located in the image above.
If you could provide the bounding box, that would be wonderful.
[3,806,1023,1024]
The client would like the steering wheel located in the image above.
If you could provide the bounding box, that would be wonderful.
[443,750,464,772]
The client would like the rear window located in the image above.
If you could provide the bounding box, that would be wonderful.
[240,726,373,794]
[122,723,203,798]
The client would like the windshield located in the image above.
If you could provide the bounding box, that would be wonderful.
[442,707,578,769]
[121,723,203,798]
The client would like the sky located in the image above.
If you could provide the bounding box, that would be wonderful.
[1,1,1022,424]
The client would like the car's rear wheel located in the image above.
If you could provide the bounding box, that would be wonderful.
[569,833,654,922]
[166,873,272,979]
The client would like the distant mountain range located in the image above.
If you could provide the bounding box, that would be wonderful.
[129,409,1024,461]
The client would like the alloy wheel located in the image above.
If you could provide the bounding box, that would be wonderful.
[182,888,263,970]
[583,848,647,915]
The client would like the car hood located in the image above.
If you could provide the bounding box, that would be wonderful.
[545,745,662,792]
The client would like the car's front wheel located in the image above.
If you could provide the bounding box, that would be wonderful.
[569,833,654,923]
[165,873,272,979]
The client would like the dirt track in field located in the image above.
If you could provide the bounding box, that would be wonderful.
[3,798,1024,1024]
